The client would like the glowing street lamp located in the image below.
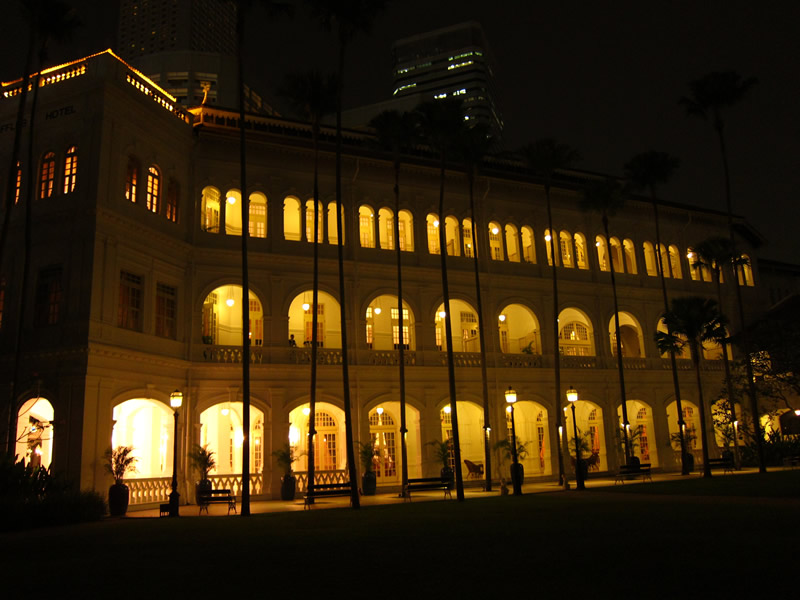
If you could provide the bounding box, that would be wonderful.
[505,386,522,496]
[566,385,585,490]
[168,389,183,517]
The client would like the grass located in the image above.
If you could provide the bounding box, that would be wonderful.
[2,470,798,597]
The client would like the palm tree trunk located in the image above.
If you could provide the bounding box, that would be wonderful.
[307,125,320,503]
[438,153,464,502]
[467,169,492,491]
[714,271,740,467]
[650,190,688,474]
[716,122,765,473]
[393,159,408,496]
[236,9,251,515]
[604,216,630,463]
[691,343,712,478]
[335,34,360,509]
[545,184,566,487]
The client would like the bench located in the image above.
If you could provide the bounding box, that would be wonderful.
[464,459,484,479]
[304,482,354,509]
[783,455,800,468]
[614,462,652,484]
[706,457,734,473]
[404,477,452,501]
[197,489,237,515]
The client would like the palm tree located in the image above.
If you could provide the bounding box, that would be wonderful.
[457,123,495,491]
[6,0,79,456]
[624,150,690,475]
[415,98,468,501]
[519,139,580,488]
[680,70,765,473]
[581,178,631,463]
[309,0,387,509]
[656,296,727,478]
[279,69,337,502]
[691,236,745,466]
[368,109,416,496]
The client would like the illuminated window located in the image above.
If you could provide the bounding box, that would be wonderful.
[165,180,179,223]
[39,152,56,200]
[643,242,657,276]
[146,166,160,213]
[506,225,520,262]
[560,231,574,268]
[201,186,220,233]
[574,233,588,269]
[488,221,503,260]
[559,321,591,356]
[737,256,754,287]
[596,236,610,272]
[623,239,636,274]
[62,146,77,194]
[249,193,267,238]
[125,157,139,203]
[305,199,323,243]
[118,271,143,331]
[34,266,62,326]
[521,226,535,263]
[609,237,624,273]
[426,214,440,254]
[155,283,177,339]
[359,205,375,248]
[669,245,682,279]
[14,162,21,204]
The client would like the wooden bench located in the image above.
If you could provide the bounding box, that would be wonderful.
[464,459,484,479]
[197,489,237,515]
[304,482,354,509]
[706,457,734,473]
[404,477,452,501]
[614,462,652,484]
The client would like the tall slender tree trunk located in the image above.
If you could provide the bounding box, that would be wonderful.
[714,270,740,467]
[691,343,712,478]
[604,215,630,463]
[545,184,566,487]
[438,154,464,501]
[467,169,491,491]
[650,191,688,474]
[307,126,321,503]
[715,121,765,473]
[335,35,360,509]
[236,10,251,516]
[393,159,408,496]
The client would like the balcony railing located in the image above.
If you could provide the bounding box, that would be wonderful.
[561,355,597,369]
[202,345,264,364]
[128,477,171,506]
[291,348,343,365]
[369,350,417,366]
[500,353,543,368]
[294,469,349,493]
[209,473,263,496]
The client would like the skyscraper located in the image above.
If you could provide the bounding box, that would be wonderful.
[391,21,503,136]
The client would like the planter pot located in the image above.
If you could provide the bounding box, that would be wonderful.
[108,483,129,516]
[362,471,377,496]
[195,479,213,504]
[510,462,524,492]
[280,474,296,501]
[577,458,589,481]
[441,467,454,489]
[683,452,695,472]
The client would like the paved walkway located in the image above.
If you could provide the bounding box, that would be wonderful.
[128,468,760,518]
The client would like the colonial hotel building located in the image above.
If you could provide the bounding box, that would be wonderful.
[1,51,763,507]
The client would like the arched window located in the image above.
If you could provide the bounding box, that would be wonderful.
[378,207,394,250]
[497,304,540,354]
[398,209,414,251]
[249,192,267,238]
[462,218,474,257]
[506,224,520,262]
[146,166,160,213]
[544,229,556,266]
[224,190,242,235]
[426,214,440,254]
[16,397,55,470]
[574,233,588,269]
[488,222,503,260]
[359,205,376,248]
[445,216,460,256]
[643,242,657,276]
[125,157,139,203]
[165,180,179,223]
[609,237,624,273]
[687,248,701,281]
[305,199,323,243]
[521,226,535,263]
[657,244,670,277]
[39,152,56,200]
[201,186,220,233]
[283,196,302,241]
[596,236,610,272]
[62,146,77,194]
[668,245,682,279]
[623,239,636,274]
[327,201,344,244]
[202,285,264,346]
[609,312,645,358]
[738,255,754,286]
[560,231,574,268]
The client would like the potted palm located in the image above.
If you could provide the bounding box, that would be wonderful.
[104,446,137,516]
[427,439,454,488]
[494,437,529,486]
[359,441,377,495]
[188,444,216,503]
[272,444,298,501]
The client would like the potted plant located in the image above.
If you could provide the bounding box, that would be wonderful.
[359,441,377,496]
[104,446,137,516]
[272,444,298,501]
[188,444,216,503]
[494,437,529,488]
[427,439,454,488]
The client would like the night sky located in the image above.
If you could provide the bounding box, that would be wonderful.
[1,1,798,263]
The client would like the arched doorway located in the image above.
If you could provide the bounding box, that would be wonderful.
[366,294,415,350]
[288,290,342,348]
[667,400,703,463]
[15,397,54,469]
[435,300,479,352]
[558,308,595,356]
[617,400,659,467]
[111,398,174,479]
[288,402,347,490]
[563,399,607,472]
[199,401,266,478]
[202,285,264,346]
[368,401,421,483]
[608,312,645,358]
[497,303,540,354]
[440,401,484,479]
[505,401,551,476]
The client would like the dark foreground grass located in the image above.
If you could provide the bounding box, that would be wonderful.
[3,471,797,598]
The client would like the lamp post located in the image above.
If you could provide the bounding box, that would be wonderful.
[505,386,522,496]
[169,389,183,517]
[566,385,585,490]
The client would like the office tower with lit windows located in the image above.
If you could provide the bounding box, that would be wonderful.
[391,21,503,137]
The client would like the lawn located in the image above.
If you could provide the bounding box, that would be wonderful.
[3,471,797,598]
